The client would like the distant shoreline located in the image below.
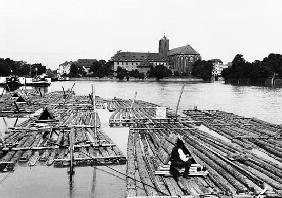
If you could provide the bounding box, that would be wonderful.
[69,77,204,83]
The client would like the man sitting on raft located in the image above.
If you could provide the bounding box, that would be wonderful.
[170,138,196,181]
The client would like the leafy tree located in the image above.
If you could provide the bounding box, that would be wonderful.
[0,58,12,75]
[147,65,172,80]
[221,53,282,84]
[89,59,113,78]
[69,63,78,77]
[46,68,57,77]
[191,60,213,81]
[30,63,46,77]
[90,60,102,77]
[0,58,47,76]
[116,66,128,80]
[138,72,145,79]
[262,53,282,76]
[129,69,140,78]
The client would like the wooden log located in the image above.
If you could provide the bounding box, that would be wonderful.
[127,130,137,197]
[134,132,158,196]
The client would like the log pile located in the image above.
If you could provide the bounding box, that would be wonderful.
[0,91,126,172]
[125,108,282,197]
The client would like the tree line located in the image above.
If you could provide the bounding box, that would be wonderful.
[0,58,47,77]
[68,60,174,80]
[68,60,113,78]
[221,53,282,84]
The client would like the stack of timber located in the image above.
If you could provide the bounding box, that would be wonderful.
[0,91,126,172]
[108,99,176,127]
[183,109,282,165]
[125,121,282,198]
[0,89,76,117]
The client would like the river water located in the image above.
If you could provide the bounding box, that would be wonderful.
[0,80,282,198]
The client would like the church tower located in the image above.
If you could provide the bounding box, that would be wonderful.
[159,35,169,57]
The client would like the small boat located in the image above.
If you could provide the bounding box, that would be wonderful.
[27,75,51,87]
[57,76,69,81]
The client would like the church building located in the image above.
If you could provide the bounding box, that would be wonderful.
[111,36,201,75]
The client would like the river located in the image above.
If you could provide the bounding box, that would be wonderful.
[0,80,282,198]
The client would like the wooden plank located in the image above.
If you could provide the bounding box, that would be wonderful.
[53,156,126,162]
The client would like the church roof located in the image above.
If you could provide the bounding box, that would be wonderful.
[111,52,167,62]
[168,45,199,56]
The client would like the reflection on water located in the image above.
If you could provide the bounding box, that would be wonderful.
[1,81,282,198]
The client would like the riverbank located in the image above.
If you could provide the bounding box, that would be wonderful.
[224,77,282,88]
[69,77,204,82]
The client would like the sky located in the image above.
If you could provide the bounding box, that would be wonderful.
[1,0,282,69]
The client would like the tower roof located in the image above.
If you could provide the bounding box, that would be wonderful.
[168,45,199,56]
[160,35,168,40]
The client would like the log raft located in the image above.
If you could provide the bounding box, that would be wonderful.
[0,90,126,170]
[1,90,282,198]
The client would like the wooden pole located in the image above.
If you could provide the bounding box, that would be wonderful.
[92,84,97,141]
[69,127,75,176]
[175,84,185,118]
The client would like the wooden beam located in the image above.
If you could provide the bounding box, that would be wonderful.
[54,155,126,162]
[130,128,193,130]
[2,143,116,151]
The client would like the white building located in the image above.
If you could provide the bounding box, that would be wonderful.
[210,59,228,77]
[57,61,73,76]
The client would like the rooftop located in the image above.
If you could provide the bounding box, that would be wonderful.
[168,45,199,56]
[111,51,168,61]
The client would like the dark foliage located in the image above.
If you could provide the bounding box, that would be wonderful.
[191,60,213,81]
[0,58,46,76]
[128,69,144,79]
[221,53,282,82]
[89,60,113,78]
[147,65,172,80]
[46,68,57,77]
[116,66,128,80]
[69,63,86,77]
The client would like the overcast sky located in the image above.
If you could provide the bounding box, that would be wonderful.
[1,0,282,69]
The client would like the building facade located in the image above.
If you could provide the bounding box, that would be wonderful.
[210,59,228,77]
[112,52,168,72]
[168,45,201,74]
[111,36,201,75]
[57,61,73,76]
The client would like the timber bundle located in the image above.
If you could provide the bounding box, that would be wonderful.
[110,107,282,197]
[0,90,126,172]
[0,89,75,117]
[108,99,176,127]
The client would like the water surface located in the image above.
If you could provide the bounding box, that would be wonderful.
[0,80,282,198]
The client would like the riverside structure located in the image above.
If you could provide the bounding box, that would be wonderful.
[111,35,201,75]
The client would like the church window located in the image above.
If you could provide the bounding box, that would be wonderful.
[126,62,128,65]
[122,62,124,65]
[117,62,119,65]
